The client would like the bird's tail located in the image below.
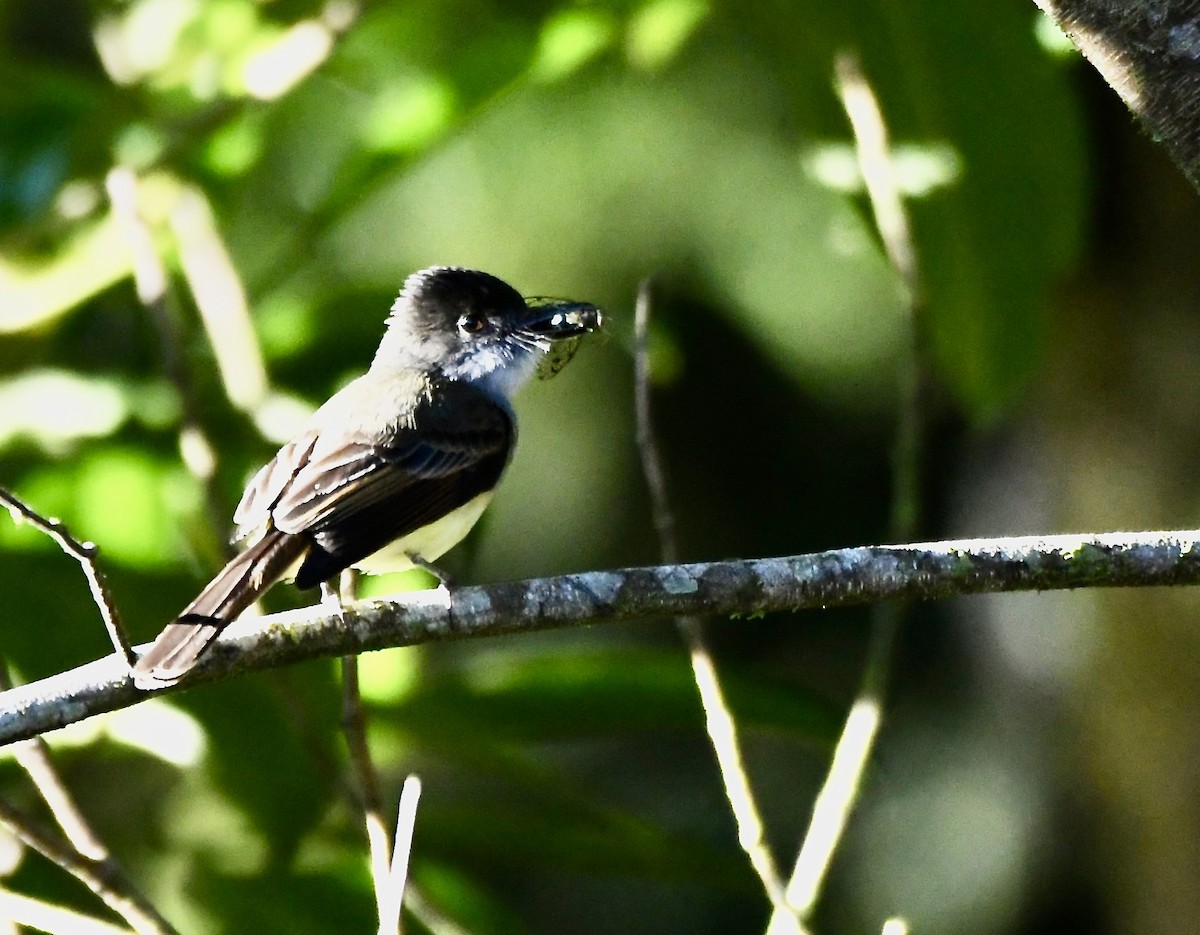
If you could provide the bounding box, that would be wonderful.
[131,530,307,689]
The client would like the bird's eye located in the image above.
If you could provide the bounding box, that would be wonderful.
[458,312,487,335]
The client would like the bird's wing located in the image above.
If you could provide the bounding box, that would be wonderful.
[233,430,320,538]
[234,377,512,557]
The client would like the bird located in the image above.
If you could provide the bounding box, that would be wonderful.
[131,266,602,689]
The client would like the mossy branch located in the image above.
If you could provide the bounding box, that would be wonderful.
[1,529,1198,746]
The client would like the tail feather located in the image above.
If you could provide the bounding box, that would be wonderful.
[132,531,308,689]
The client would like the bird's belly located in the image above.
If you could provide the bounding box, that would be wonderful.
[353,491,494,575]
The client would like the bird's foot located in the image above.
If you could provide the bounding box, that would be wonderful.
[406,552,455,589]
[319,581,348,623]
[406,553,453,609]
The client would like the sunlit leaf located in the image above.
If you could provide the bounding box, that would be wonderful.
[530,9,616,82]
[360,74,457,154]
[0,218,132,334]
[73,448,184,569]
[202,112,265,176]
[0,370,127,451]
[626,0,710,70]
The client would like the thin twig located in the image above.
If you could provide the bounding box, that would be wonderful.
[0,887,132,935]
[335,571,395,928]
[3,530,1200,744]
[378,775,422,935]
[0,797,177,935]
[0,547,166,931]
[405,887,475,935]
[0,667,107,861]
[835,52,921,298]
[0,664,172,930]
[12,739,107,860]
[633,281,681,565]
[0,488,133,665]
[633,280,795,922]
[772,52,925,928]
[343,651,393,925]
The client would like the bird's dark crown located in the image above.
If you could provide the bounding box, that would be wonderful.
[374,266,600,379]
[398,267,527,331]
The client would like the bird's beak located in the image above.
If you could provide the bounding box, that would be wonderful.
[519,299,604,340]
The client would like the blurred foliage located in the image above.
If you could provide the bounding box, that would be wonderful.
[7,0,1192,932]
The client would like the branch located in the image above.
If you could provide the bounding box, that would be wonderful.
[342,650,394,927]
[2,530,1200,745]
[378,775,422,934]
[0,488,134,665]
[769,52,927,931]
[0,492,173,931]
[634,279,791,917]
[0,797,177,935]
[0,741,177,934]
[170,186,269,415]
[328,571,397,930]
[0,887,132,935]
[1034,0,1200,192]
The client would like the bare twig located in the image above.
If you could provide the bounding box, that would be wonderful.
[103,170,168,313]
[0,596,167,931]
[632,280,681,564]
[835,52,921,298]
[0,887,131,935]
[632,281,794,920]
[0,667,107,862]
[378,775,422,935]
[772,53,926,929]
[0,797,177,935]
[334,570,397,929]
[12,739,107,860]
[405,886,475,935]
[345,650,393,905]
[2,530,1200,744]
[0,664,171,931]
[343,652,395,926]
[833,49,923,535]
[337,571,428,935]
[0,487,133,665]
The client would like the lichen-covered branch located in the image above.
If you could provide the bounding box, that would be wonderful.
[2,529,1200,746]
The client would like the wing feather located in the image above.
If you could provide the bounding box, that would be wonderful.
[233,431,320,538]
[230,375,513,585]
